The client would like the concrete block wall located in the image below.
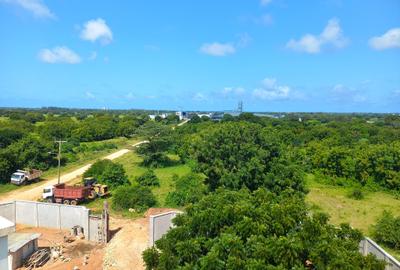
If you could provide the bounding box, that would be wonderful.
[360,238,400,270]
[89,215,102,242]
[149,211,182,246]
[0,201,100,242]
[0,203,15,223]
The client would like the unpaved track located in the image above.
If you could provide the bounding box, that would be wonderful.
[103,208,177,270]
[0,141,148,202]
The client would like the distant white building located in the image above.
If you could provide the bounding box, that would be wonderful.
[176,111,188,120]
[149,113,168,120]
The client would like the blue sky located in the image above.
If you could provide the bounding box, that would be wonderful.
[0,0,399,112]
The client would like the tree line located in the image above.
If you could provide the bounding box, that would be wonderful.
[0,109,151,183]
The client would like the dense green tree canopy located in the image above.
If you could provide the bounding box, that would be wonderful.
[185,122,306,193]
[165,173,207,206]
[145,188,385,270]
[83,159,128,188]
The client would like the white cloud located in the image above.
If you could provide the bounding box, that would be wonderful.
[85,91,95,99]
[1,0,55,19]
[38,46,81,64]
[260,0,272,6]
[80,18,113,45]
[286,18,348,54]
[200,42,236,56]
[369,28,400,50]
[252,77,291,100]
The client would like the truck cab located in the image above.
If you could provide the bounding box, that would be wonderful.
[10,169,42,185]
[42,186,55,202]
[10,172,26,185]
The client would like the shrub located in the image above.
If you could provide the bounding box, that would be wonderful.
[165,173,207,206]
[136,170,160,187]
[141,152,172,168]
[84,159,111,178]
[348,188,364,200]
[84,159,128,188]
[112,185,157,211]
[372,211,400,249]
[142,247,160,270]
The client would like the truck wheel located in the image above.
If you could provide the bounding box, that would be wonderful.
[63,200,70,205]
[70,200,78,206]
[88,190,96,199]
[46,198,53,203]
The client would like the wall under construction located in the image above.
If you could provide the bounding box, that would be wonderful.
[0,200,108,243]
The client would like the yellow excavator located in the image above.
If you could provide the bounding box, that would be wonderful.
[83,177,110,199]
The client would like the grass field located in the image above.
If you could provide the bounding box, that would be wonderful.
[114,151,191,206]
[306,174,400,260]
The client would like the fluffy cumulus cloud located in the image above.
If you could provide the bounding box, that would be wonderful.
[286,18,348,54]
[1,0,55,18]
[200,42,236,56]
[80,18,113,45]
[252,78,291,100]
[38,46,81,64]
[369,28,400,50]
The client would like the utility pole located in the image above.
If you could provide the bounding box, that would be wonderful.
[55,140,67,184]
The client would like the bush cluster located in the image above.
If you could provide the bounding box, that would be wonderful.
[141,152,172,168]
[372,211,400,249]
[348,188,365,200]
[112,185,156,211]
[136,170,160,187]
[83,159,128,188]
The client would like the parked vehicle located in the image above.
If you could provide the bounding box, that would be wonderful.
[10,169,42,185]
[43,183,91,205]
[43,179,109,205]
[83,177,110,198]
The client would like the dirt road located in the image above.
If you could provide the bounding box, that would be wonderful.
[103,208,177,270]
[0,141,148,202]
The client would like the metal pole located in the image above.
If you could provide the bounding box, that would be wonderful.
[55,140,67,184]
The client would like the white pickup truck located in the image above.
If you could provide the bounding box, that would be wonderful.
[10,169,42,185]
